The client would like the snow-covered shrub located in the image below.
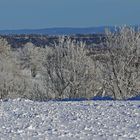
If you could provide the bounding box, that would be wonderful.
[40,37,96,99]
[0,37,28,99]
[15,42,49,101]
[99,26,140,99]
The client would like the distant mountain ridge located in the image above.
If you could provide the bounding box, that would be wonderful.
[0,26,116,35]
[0,26,139,35]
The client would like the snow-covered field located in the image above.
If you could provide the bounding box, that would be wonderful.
[0,99,140,140]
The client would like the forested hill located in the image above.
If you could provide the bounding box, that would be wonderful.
[0,34,106,48]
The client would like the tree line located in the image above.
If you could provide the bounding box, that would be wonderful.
[0,26,140,101]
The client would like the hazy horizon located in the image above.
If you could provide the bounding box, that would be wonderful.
[0,25,139,31]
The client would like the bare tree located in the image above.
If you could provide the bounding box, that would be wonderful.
[15,42,49,100]
[41,37,96,99]
[99,26,140,99]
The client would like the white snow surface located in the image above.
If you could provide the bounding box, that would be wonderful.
[0,99,140,140]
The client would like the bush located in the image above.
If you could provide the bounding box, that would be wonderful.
[40,37,96,99]
[0,37,27,99]
[98,26,140,99]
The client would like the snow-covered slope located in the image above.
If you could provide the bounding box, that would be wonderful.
[0,99,140,140]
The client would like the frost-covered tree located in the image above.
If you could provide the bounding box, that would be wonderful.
[99,26,140,99]
[41,37,96,99]
[0,37,25,99]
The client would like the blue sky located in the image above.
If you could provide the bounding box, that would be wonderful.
[0,0,140,29]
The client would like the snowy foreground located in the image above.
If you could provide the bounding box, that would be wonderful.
[0,99,140,140]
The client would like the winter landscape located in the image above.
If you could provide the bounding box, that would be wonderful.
[1,30,140,139]
[1,0,140,139]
